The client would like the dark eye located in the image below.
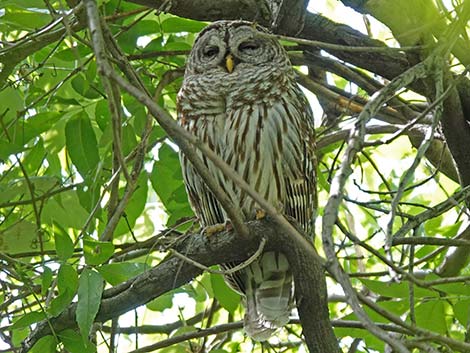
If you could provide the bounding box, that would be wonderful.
[203,46,219,58]
[238,41,260,52]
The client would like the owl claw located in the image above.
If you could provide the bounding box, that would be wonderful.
[255,208,266,220]
[203,224,225,236]
[203,220,232,236]
[255,209,266,220]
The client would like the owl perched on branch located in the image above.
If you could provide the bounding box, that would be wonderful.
[177,21,317,340]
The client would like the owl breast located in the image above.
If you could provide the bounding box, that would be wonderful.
[178,64,309,225]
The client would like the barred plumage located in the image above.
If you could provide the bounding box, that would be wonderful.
[177,21,316,340]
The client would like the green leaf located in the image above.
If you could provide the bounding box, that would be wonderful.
[30,335,56,353]
[65,111,100,178]
[1,5,51,30]
[453,299,470,327]
[117,20,160,53]
[11,112,61,147]
[95,99,109,131]
[54,223,75,261]
[360,279,436,298]
[55,45,92,61]
[98,262,147,285]
[11,311,47,330]
[161,17,206,33]
[41,266,53,296]
[210,273,240,314]
[42,190,89,230]
[150,144,192,224]
[0,176,59,205]
[440,221,463,238]
[49,264,78,317]
[159,343,187,353]
[49,289,75,317]
[114,172,149,236]
[142,36,163,52]
[147,292,174,312]
[122,124,138,156]
[0,220,40,254]
[0,140,24,161]
[76,269,104,341]
[71,73,101,99]
[59,329,96,353]
[83,237,115,265]
[22,138,46,174]
[57,264,79,294]
[11,327,29,346]
[414,300,447,334]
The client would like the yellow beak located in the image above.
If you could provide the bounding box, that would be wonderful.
[225,54,234,73]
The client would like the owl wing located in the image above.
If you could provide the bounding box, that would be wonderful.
[178,113,227,227]
[280,90,317,235]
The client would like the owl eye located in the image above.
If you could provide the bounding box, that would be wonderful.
[238,41,260,52]
[202,46,219,58]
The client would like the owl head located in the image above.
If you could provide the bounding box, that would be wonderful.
[185,21,291,76]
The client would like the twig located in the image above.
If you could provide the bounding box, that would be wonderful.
[358,293,470,352]
[275,34,426,53]
[321,56,438,353]
[393,185,470,239]
[128,50,190,60]
[392,237,470,246]
[125,318,412,353]
[385,58,445,251]
[0,183,80,208]
[170,238,266,275]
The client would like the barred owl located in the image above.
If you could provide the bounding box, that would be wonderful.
[177,21,316,340]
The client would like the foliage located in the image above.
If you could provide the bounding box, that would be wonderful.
[0,1,469,353]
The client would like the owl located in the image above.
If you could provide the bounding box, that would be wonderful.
[177,20,316,341]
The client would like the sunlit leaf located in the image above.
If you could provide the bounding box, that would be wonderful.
[59,329,96,353]
[54,222,75,261]
[210,273,240,314]
[151,144,192,224]
[76,269,104,341]
[98,262,147,285]
[41,266,53,296]
[161,17,206,33]
[414,300,447,334]
[114,172,149,236]
[9,112,61,148]
[11,311,47,330]
[147,292,174,312]
[71,73,101,99]
[453,299,470,327]
[65,111,100,178]
[29,335,56,353]
[360,279,437,298]
[83,237,115,265]
[49,264,78,317]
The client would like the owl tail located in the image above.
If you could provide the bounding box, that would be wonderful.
[243,251,293,341]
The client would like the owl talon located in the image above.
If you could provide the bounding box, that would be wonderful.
[255,209,266,220]
[203,224,226,237]
[203,220,233,236]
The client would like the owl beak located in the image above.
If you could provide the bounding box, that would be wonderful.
[225,53,235,73]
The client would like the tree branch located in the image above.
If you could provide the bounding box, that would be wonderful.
[20,219,333,353]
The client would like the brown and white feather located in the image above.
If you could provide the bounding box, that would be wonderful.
[177,20,316,340]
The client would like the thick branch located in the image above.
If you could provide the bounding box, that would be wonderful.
[441,83,470,187]
[20,219,336,353]
[436,225,470,276]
